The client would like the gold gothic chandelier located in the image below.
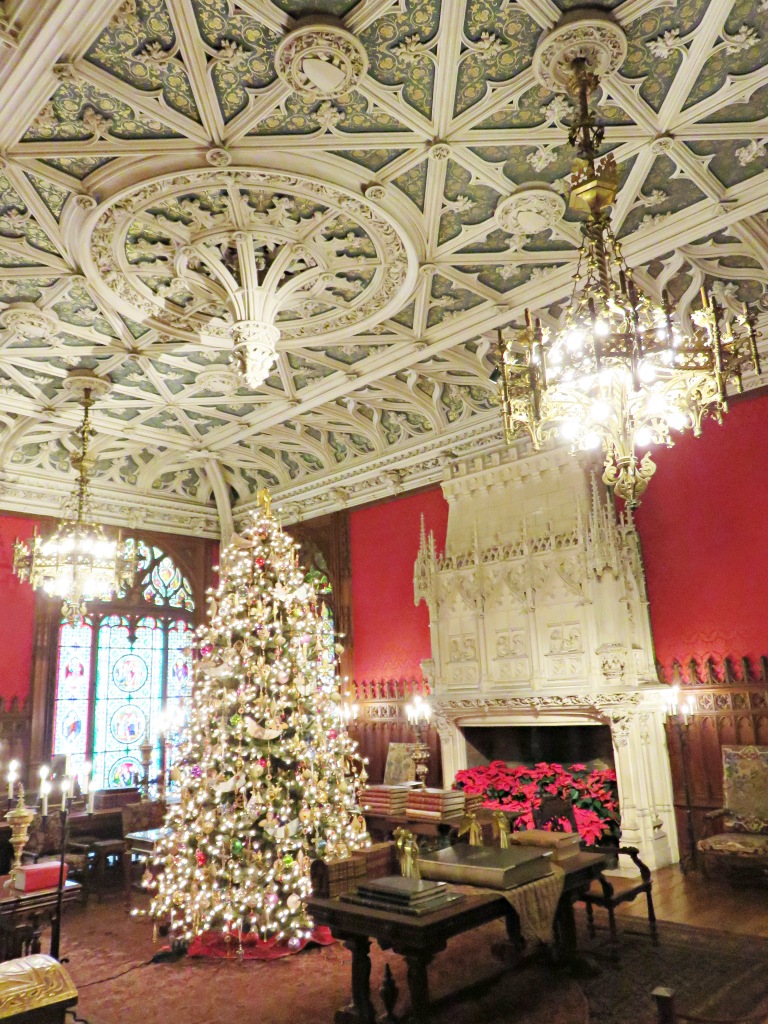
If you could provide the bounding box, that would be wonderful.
[498,50,763,507]
[13,370,136,622]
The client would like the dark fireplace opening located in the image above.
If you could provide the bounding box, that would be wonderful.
[462,724,614,771]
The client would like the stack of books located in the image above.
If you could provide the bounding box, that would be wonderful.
[418,843,553,890]
[464,793,484,815]
[508,828,582,861]
[359,785,409,816]
[361,841,396,879]
[310,853,368,898]
[341,876,464,916]
[405,788,466,820]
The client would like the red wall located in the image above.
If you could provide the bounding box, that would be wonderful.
[350,487,449,680]
[635,391,768,675]
[0,514,38,703]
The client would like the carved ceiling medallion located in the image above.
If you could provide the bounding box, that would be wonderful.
[495,187,566,240]
[532,8,628,93]
[275,24,369,100]
[85,167,415,351]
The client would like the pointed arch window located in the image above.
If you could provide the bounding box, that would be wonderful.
[52,541,195,790]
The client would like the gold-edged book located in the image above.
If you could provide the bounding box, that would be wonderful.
[417,843,552,890]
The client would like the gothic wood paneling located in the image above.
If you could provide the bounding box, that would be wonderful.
[662,657,768,862]
[349,679,442,788]
[0,695,31,769]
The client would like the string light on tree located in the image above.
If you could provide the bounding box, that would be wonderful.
[151,490,368,951]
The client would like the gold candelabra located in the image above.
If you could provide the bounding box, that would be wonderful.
[5,787,35,888]
[405,694,432,789]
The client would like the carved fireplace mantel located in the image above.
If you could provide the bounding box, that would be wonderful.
[414,448,679,870]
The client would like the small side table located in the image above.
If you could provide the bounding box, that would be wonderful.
[123,828,168,912]
[0,879,81,963]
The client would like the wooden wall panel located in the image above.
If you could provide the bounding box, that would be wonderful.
[349,678,443,788]
[663,657,768,863]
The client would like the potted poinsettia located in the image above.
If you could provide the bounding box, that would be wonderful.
[454,761,620,850]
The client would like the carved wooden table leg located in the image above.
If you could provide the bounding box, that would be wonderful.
[380,963,398,1022]
[30,911,44,955]
[123,848,133,911]
[334,937,377,1024]
[492,908,524,967]
[554,893,601,977]
[404,952,434,1023]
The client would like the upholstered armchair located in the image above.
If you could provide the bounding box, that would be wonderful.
[22,812,93,897]
[698,745,768,884]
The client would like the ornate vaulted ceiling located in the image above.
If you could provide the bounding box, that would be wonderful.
[0,0,766,536]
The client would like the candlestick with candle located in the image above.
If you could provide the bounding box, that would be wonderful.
[666,692,697,873]
[405,694,432,788]
[86,765,96,814]
[39,765,50,817]
[7,759,19,802]
[139,730,154,799]
[4,787,35,890]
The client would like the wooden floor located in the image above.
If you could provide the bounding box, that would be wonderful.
[613,865,768,936]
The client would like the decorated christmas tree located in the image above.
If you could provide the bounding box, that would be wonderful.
[151,491,368,949]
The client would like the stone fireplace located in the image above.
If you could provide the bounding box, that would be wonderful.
[414,447,679,870]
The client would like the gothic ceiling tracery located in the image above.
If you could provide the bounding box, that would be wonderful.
[0,0,766,535]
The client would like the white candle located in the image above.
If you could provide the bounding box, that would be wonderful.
[40,780,51,817]
[87,786,96,814]
[7,759,19,800]
[81,761,91,799]
[61,777,70,805]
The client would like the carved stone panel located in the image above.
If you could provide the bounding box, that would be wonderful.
[489,627,530,685]
[448,635,477,663]
[547,622,583,655]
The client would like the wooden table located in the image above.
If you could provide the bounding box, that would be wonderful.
[123,827,167,910]
[307,851,607,1024]
[0,878,81,962]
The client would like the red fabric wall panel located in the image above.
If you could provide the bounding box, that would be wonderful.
[635,392,768,674]
[350,487,449,680]
[0,514,38,702]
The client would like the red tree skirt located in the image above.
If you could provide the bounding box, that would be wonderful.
[187,926,335,961]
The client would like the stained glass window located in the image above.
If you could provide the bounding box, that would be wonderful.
[164,620,194,779]
[119,541,194,611]
[52,620,93,779]
[52,540,195,790]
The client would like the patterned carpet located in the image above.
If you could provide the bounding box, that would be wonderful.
[46,897,768,1024]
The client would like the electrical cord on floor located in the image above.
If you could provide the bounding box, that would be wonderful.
[76,958,154,989]
[67,1009,91,1024]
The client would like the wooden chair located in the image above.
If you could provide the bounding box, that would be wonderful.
[533,795,657,961]
[121,801,166,903]
[580,846,658,961]
[533,795,579,834]
[21,813,92,900]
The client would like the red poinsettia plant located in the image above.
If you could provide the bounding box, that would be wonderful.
[454,761,620,845]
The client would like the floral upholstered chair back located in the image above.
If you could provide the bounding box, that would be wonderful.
[24,812,64,857]
[722,746,768,834]
[121,800,167,836]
